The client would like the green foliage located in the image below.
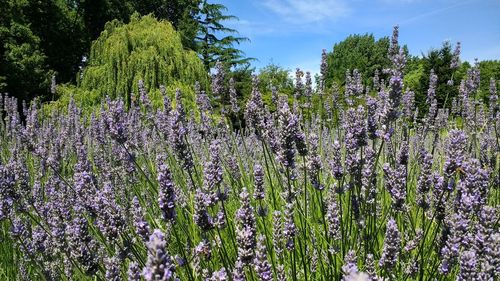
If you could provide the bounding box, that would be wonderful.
[0,0,53,102]
[1,0,251,105]
[415,41,464,114]
[196,0,252,70]
[479,60,500,102]
[228,64,254,107]
[24,0,88,83]
[78,14,208,107]
[404,63,425,92]
[325,34,391,89]
[128,0,202,49]
[257,63,294,110]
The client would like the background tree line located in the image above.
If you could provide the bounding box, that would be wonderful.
[0,0,251,103]
[260,34,500,116]
[1,0,498,114]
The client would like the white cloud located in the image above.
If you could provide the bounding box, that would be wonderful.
[227,19,278,39]
[262,0,350,23]
[399,0,474,25]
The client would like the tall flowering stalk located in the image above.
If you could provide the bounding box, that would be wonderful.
[235,188,256,265]
[157,155,177,222]
[143,229,176,280]
[379,218,401,272]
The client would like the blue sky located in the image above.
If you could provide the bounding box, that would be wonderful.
[217,0,500,75]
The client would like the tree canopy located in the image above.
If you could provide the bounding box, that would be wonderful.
[325,34,391,89]
[77,14,208,106]
[0,0,249,104]
[196,0,253,70]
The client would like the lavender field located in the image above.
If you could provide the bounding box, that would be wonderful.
[0,27,499,281]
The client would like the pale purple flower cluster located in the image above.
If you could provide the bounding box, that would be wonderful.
[235,188,257,264]
[157,155,177,222]
[379,218,401,270]
[143,229,176,280]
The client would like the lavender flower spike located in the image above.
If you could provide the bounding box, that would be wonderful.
[254,234,273,281]
[379,218,401,270]
[143,229,176,281]
[157,155,177,222]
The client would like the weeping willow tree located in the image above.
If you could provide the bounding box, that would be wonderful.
[78,13,209,107]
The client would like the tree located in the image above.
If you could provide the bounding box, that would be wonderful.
[78,14,208,107]
[325,34,391,89]
[0,0,52,102]
[128,0,201,49]
[24,0,88,83]
[415,41,464,113]
[196,0,253,70]
[479,60,500,102]
[257,63,294,108]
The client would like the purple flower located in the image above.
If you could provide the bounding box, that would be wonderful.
[105,98,127,144]
[373,69,380,91]
[343,106,367,150]
[383,163,406,210]
[366,96,378,139]
[417,151,433,209]
[402,89,415,120]
[389,26,400,59]
[489,78,498,121]
[143,229,176,281]
[232,259,246,281]
[157,156,177,222]
[211,61,226,99]
[397,141,409,166]
[194,189,214,231]
[440,211,469,274]
[104,255,121,281]
[305,71,313,98]
[66,215,99,274]
[128,262,141,281]
[94,182,125,242]
[235,188,256,264]
[132,196,150,242]
[342,250,358,277]
[196,89,212,113]
[254,234,272,281]
[276,96,299,169]
[450,42,461,70]
[457,250,479,281]
[229,78,240,114]
[307,133,323,190]
[273,211,284,258]
[195,239,212,260]
[294,68,304,99]
[361,147,376,203]
[320,49,328,91]
[457,159,489,212]
[168,99,193,170]
[326,190,341,241]
[203,139,223,205]
[345,69,363,106]
[253,164,265,200]
[330,140,344,180]
[276,264,286,281]
[427,69,438,105]
[0,164,15,220]
[379,218,401,270]
[283,202,296,251]
[444,129,467,178]
[210,267,228,281]
[245,76,265,137]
